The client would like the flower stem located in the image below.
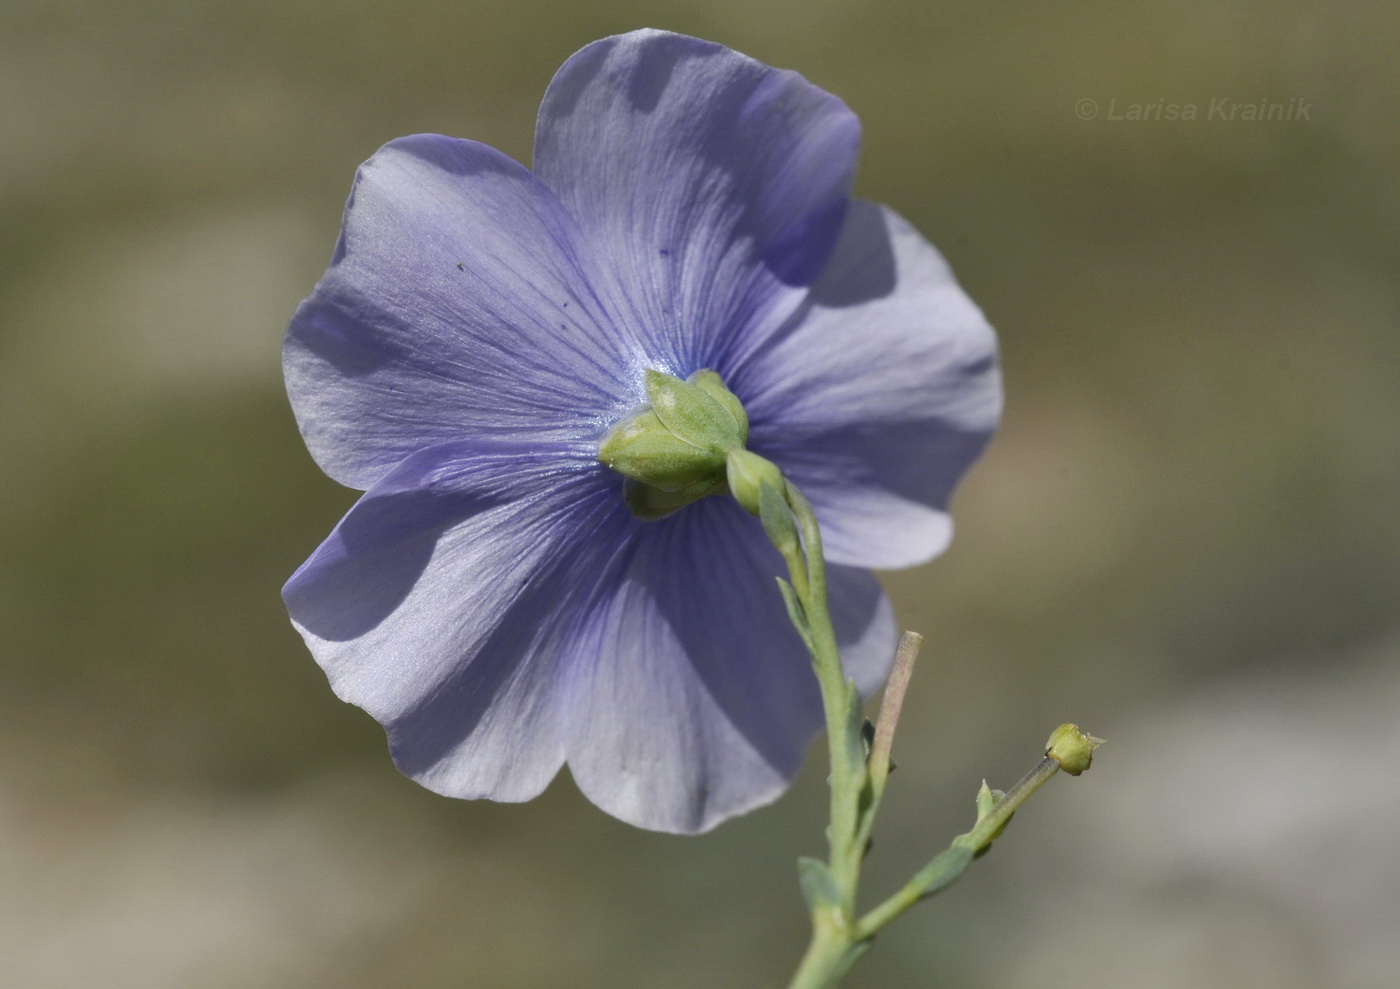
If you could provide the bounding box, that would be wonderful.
[786,925,868,989]
[763,478,1096,989]
[854,756,1060,938]
[781,483,866,900]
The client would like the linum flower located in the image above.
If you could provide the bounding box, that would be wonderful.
[282,29,1000,834]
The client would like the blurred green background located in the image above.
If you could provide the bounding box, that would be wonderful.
[3,1,1397,986]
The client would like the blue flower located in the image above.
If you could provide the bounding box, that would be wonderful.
[283,29,1001,833]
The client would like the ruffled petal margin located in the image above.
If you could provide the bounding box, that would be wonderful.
[563,496,895,833]
[283,442,896,833]
[534,28,860,378]
[283,440,615,803]
[285,135,641,491]
[734,201,1002,570]
[283,35,992,832]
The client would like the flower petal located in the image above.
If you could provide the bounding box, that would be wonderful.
[283,439,618,803]
[734,201,1002,569]
[534,29,860,376]
[561,497,896,833]
[285,134,642,490]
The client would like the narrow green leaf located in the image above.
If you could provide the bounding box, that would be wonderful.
[919,845,976,899]
[758,479,801,559]
[975,780,996,821]
[798,856,842,911]
[776,577,813,650]
[843,681,867,768]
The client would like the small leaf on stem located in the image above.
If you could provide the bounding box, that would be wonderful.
[798,857,843,912]
[776,577,813,650]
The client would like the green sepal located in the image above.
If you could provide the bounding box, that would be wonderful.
[798,856,842,912]
[599,368,767,521]
[599,407,724,491]
[623,475,729,520]
[687,369,748,441]
[645,369,745,453]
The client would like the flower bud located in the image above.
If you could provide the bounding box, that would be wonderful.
[1044,723,1103,776]
[726,449,786,517]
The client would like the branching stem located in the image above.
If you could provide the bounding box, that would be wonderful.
[768,478,1090,989]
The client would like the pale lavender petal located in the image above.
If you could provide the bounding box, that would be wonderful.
[561,497,896,834]
[534,29,860,376]
[283,440,618,803]
[285,135,644,490]
[283,34,1000,832]
[734,201,1002,570]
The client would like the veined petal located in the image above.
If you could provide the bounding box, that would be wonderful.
[282,440,617,803]
[534,29,860,377]
[561,497,895,834]
[735,201,1002,570]
[285,135,643,490]
[283,34,1001,834]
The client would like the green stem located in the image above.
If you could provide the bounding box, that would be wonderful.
[780,483,867,902]
[768,474,1087,989]
[771,482,874,989]
[851,631,921,867]
[786,925,868,989]
[855,756,1061,938]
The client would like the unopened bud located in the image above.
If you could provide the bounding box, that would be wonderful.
[727,449,786,517]
[1045,723,1103,776]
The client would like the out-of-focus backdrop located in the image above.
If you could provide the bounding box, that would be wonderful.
[3,1,1397,986]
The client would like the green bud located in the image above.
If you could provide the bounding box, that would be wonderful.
[726,449,786,516]
[1045,723,1103,776]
